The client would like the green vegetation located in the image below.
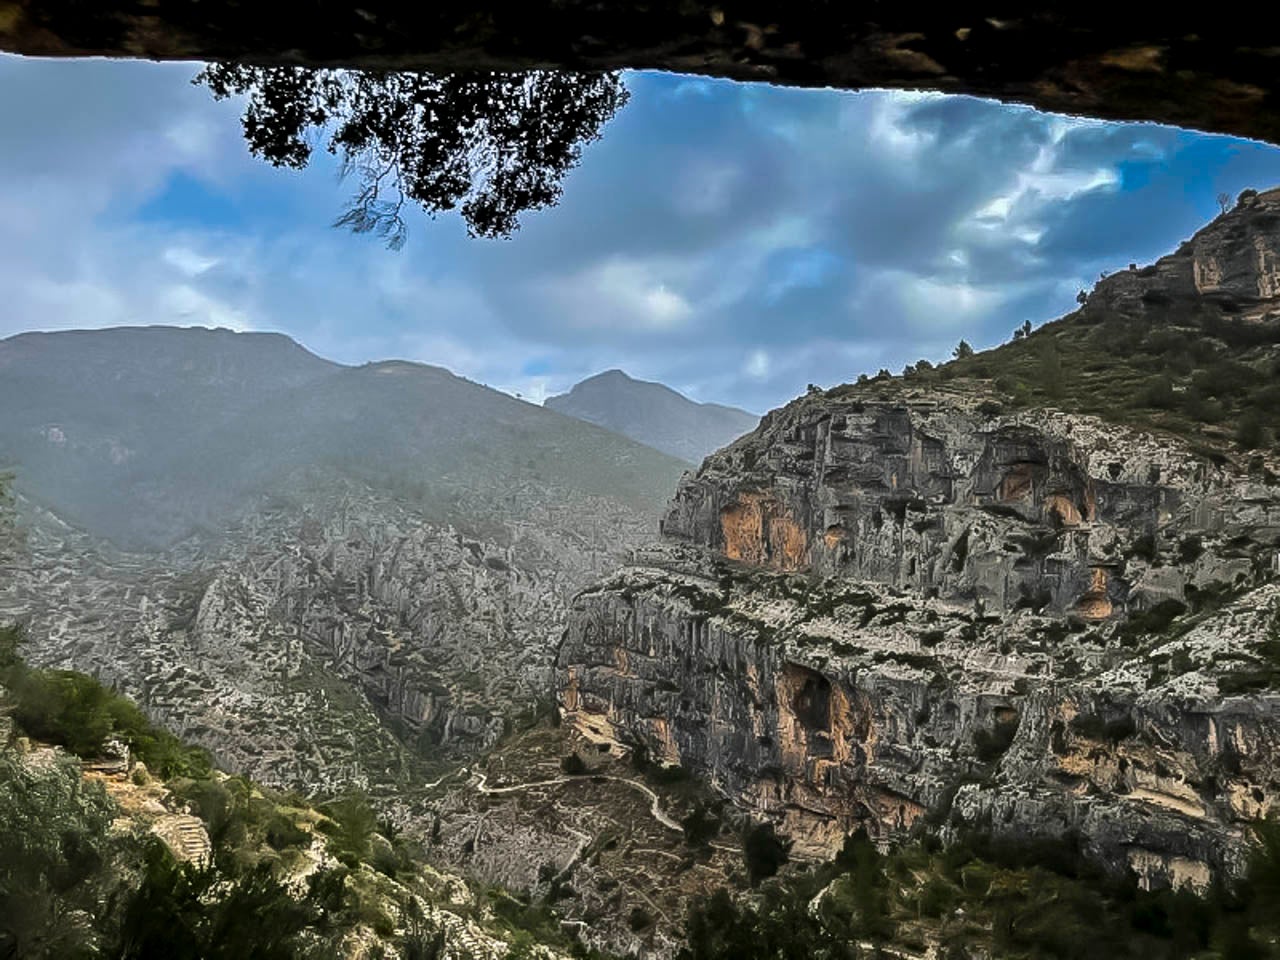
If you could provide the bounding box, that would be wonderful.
[681,823,1280,960]
[743,822,792,886]
[0,625,211,779]
[682,800,725,848]
[848,289,1280,458]
[0,638,585,960]
[0,742,126,959]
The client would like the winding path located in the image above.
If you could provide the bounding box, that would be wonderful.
[471,770,683,832]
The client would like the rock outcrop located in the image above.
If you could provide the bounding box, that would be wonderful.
[9,2,1280,144]
[1085,187,1280,324]
[2,480,660,794]
[561,388,1280,889]
[663,394,1279,618]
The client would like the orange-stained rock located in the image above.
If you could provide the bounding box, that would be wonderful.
[562,667,580,712]
[999,464,1035,502]
[768,515,808,570]
[719,492,808,571]
[1075,567,1114,620]
[1044,494,1084,527]
[720,493,769,565]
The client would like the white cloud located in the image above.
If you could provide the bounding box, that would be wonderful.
[542,257,694,333]
[1,57,1273,419]
[158,284,253,331]
[163,246,220,277]
[744,348,770,379]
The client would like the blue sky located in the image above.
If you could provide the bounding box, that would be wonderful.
[4,55,1280,414]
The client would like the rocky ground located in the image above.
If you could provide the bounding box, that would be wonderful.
[0,476,661,797]
[416,721,745,959]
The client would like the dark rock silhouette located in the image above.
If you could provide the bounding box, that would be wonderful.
[7,3,1280,144]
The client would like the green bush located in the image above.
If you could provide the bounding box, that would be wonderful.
[681,801,722,848]
[1,635,210,779]
[0,744,127,958]
[742,822,790,886]
[112,841,341,960]
[316,793,377,867]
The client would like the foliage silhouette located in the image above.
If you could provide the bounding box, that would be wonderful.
[196,65,630,245]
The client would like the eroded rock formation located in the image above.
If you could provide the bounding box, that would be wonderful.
[561,352,1280,889]
[662,396,1275,618]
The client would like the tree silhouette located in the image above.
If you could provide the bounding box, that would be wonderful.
[195,65,630,246]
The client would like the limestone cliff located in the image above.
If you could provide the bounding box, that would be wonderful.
[560,210,1280,889]
[2,481,658,795]
[662,395,1276,618]
[1085,186,1280,324]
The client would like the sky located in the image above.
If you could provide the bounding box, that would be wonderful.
[4,55,1280,414]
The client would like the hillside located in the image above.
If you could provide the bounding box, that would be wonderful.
[549,188,1280,956]
[0,629,588,960]
[0,328,688,795]
[0,329,686,549]
[545,369,757,463]
[876,187,1280,469]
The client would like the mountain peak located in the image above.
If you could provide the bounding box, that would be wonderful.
[545,370,758,463]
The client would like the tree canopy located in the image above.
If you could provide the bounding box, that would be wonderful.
[196,65,630,246]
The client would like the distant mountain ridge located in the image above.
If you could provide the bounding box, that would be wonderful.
[0,325,690,786]
[0,327,686,548]
[544,369,758,463]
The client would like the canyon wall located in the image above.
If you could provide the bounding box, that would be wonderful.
[560,392,1280,888]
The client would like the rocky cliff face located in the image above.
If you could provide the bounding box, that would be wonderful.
[662,391,1277,618]
[1085,187,1280,324]
[560,385,1280,889]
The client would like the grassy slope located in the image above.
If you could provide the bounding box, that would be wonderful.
[832,286,1280,470]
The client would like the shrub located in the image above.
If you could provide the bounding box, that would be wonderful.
[0,744,123,958]
[1128,533,1159,564]
[1,638,209,779]
[682,801,722,847]
[264,813,310,851]
[317,793,377,867]
[742,822,790,886]
[1177,536,1205,565]
[1237,412,1268,450]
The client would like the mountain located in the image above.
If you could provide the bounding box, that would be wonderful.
[934,185,1280,458]
[555,188,1280,929]
[0,328,684,549]
[544,369,758,463]
[0,326,688,792]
